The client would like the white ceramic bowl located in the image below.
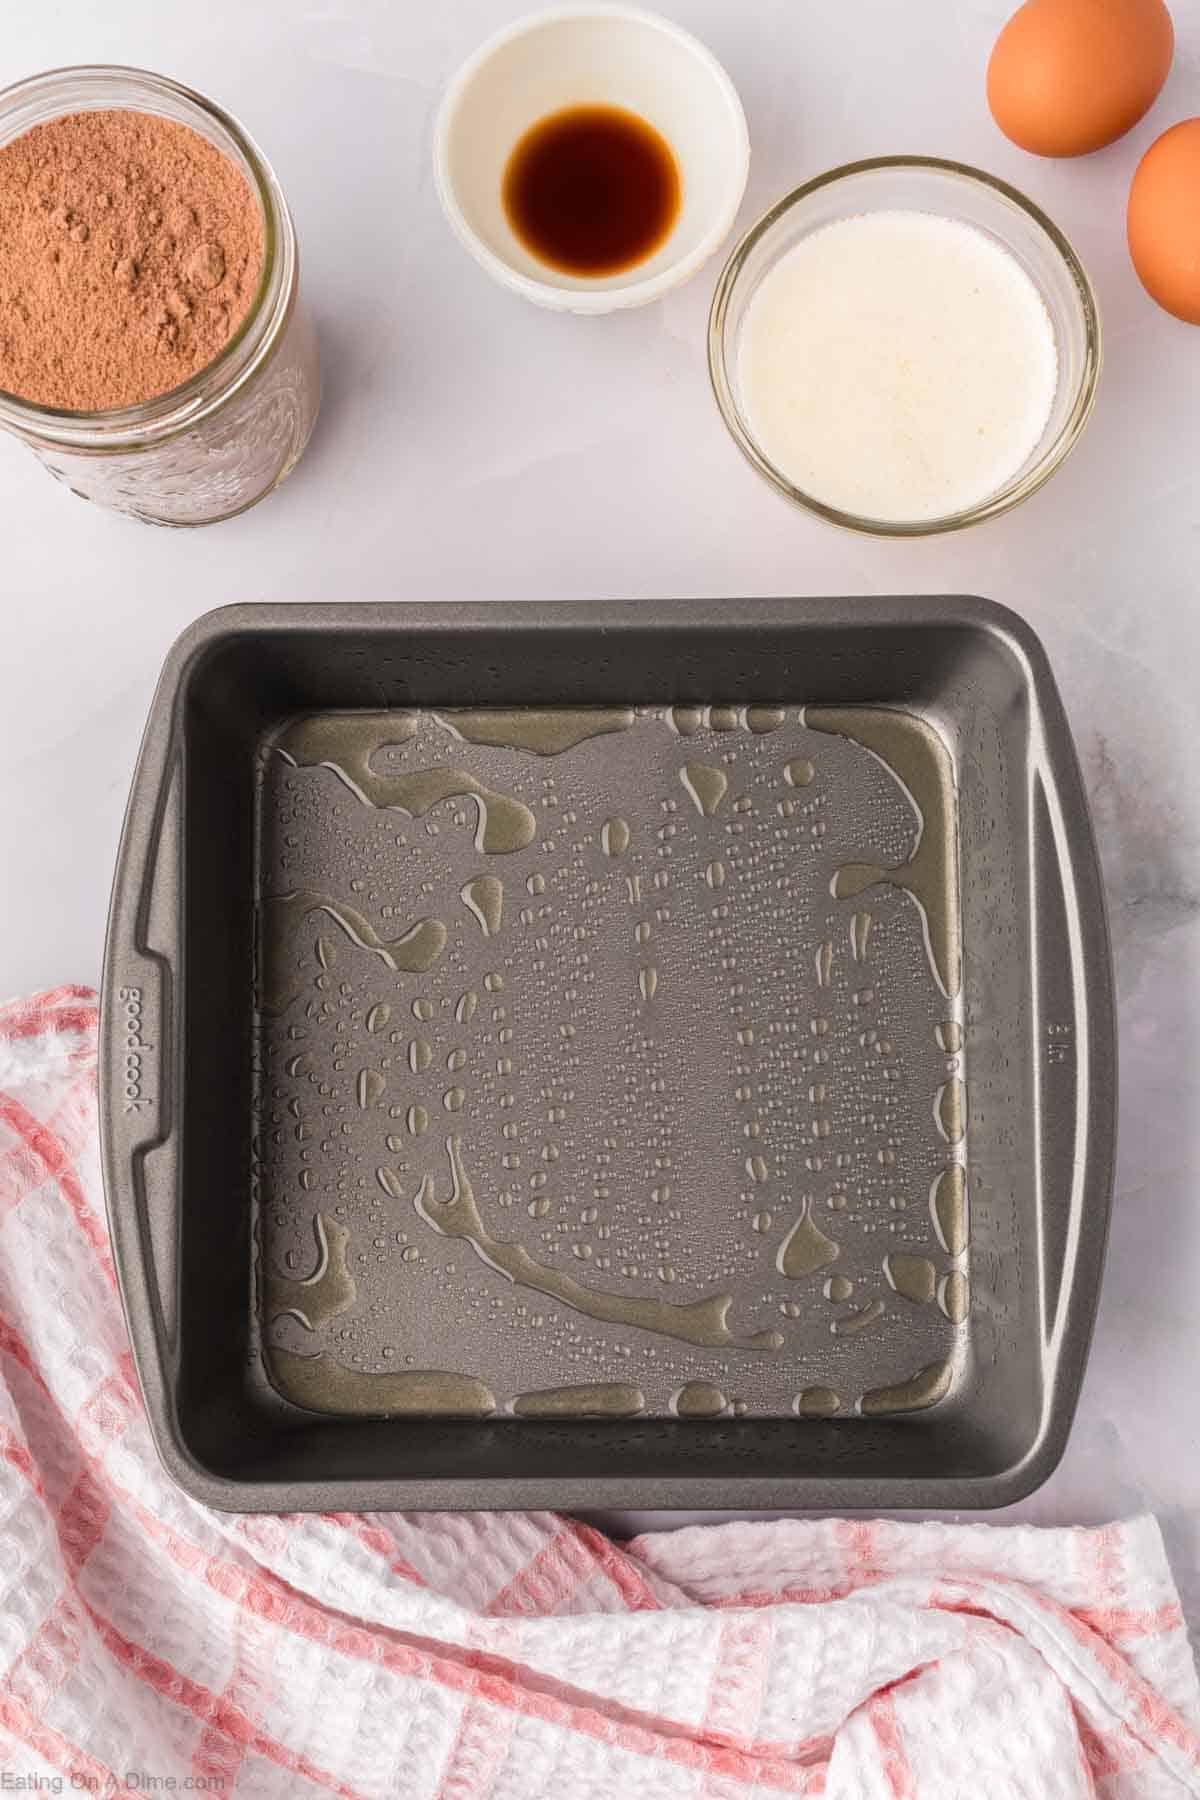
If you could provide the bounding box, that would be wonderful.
[434,6,750,313]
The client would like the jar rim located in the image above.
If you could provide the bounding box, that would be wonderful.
[0,64,296,449]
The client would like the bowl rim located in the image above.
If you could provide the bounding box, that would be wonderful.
[707,154,1103,536]
[433,3,750,315]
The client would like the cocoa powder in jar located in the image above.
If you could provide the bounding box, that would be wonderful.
[0,108,264,412]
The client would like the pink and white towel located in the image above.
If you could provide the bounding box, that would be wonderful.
[0,986,1197,1798]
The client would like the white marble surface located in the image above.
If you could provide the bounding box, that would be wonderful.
[0,1,1197,1627]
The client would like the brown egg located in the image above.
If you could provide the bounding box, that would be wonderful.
[1128,119,1200,323]
[988,0,1174,157]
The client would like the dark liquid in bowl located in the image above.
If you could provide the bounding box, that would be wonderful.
[502,104,681,277]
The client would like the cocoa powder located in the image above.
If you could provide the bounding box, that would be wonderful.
[0,109,264,412]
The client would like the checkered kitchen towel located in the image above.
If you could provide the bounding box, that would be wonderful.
[0,987,1198,1797]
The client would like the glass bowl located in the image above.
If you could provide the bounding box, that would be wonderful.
[708,156,1101,536]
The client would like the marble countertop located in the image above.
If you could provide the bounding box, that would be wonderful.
[1,1,1196,1627]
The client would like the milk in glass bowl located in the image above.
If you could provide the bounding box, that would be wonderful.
[708,158,1100,537]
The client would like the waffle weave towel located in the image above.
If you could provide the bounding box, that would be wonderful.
[0,987,1197,1798]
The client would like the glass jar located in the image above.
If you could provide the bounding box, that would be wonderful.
[0,66,320,527]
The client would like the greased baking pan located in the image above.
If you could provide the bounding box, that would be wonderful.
[99,599,1115,1511]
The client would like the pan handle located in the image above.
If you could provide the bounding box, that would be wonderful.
[99,726,183,1371]
[1030,739,1117,1360]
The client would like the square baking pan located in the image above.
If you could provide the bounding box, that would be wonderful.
[99,599,1115,1511]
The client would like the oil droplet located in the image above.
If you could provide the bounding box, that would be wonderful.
[406,1104,428,1137]
[366,1002,390,1034]
[527,873,546,896]
[746,1155,768,1184]
[930,1165,968,1255]
[456,991,478,1025]
[825,1275,853,1302]
[258,893,447,1014]
[416,1138,779,1351]
[940,1270,969,1324]
[267,1349,494,1417]
[669,705,705,736]
[808,707,961,997]
[436,707,634,755]
[409,1039,432,1074]
[849,911,873,963]
[777,1200,840,1278]
[635,920,652,945]
[315,934,336,970]
[462,875,504,937]
[680,762,728,817]
[884,1253,937,1305]
[357,1068,385,1110]
[513,1382,645,1418]
[484,972,504,993]
[443,1086,465,1112]
[794,1387,840,1417]
[784,758,815,788]
[671,1381,728,1417]
[705,860,726,890]
[412,998,433,1023]
[708,705,738,732]
[936,1020,963,1053]
[602,817,630,857]
[274,713,537,855]
[935,1079,966,1145]
[832,1299,885,1336]
[639,966,658,1002]
[375,1166,405,1201]
[446,1048,466,1072]
[386,1133,404,1152]
[262,1215,356,1331]
[752,1209,773,1234]
[860,1358,953,1416]
[747,706,785,734]
[815,940,833,988]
